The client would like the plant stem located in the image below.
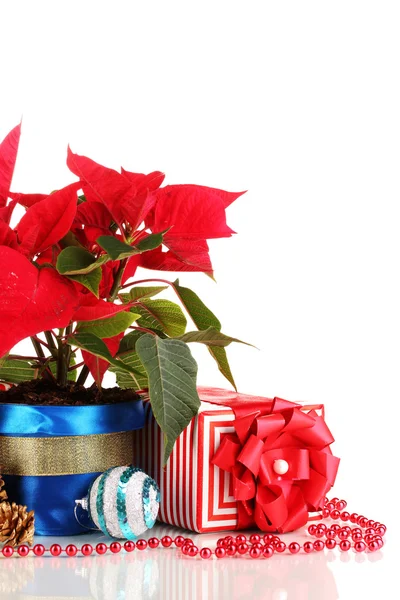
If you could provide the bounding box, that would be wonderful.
[69,361,84,371]
[44,331,58,360]
[109,258,128,301]
[31,336,46,359]
[119,277,173,290]
[56,328,67,386]
[77,365,90,386]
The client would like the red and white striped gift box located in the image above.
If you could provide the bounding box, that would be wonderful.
[133,387,282,533]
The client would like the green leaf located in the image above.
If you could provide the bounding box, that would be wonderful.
[69,332,143,377]
[173,279,236,389]
[97,236,138,260]
[67,268,102,298]
[110,332,148,390]
[177,326,252,347]
[77,311,140,338]
[208,346,237,389]
[56,247,108,275]
[0,359,38,383]
[136,334,200,463]
[119,285,168,303]
[134,230,167,252]
[174,279,221,330]
[134,299,187,337]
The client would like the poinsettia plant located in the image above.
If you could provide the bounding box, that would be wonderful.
[0,123,248,460]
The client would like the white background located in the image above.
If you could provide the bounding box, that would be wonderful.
[0,2,398,598]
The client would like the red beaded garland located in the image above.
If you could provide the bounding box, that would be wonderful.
[0,497,386,561]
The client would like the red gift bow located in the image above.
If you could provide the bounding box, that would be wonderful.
[199,387,340,533]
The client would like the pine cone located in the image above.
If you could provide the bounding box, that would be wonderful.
[0,501,35,546]
[0,473,7,502]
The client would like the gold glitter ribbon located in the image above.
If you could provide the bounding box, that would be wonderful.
[0,431,134,476]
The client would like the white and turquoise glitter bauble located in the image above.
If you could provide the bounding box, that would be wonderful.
[86,466,160,539]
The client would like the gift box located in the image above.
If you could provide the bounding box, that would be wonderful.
[133,387,340,533]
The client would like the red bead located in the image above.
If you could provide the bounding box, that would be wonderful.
[200,547,212,559]
[352,527,362,535]
[358,517,368,527]
[350,513,359,523]
[354,541,366,553]
[216,538,226,547]
[226,544,237,556]
[288,542,300,554]
[331,497,339,504]
[275,541,286,553]
[308,524,317,535]
[331,524,341,533]
[17,545,30,557]
[184,537,194,546]
[322,508,330,518]
[181,544,190,556]
[174,536,185,547]
[326,529,336,539]
[249,546,261,558]
[272,535,281,544]
[110,542,121,554]
[376,526,386,536]
[365,527,375,535]
[339,540,351,551]
[315,526,325,538]
[81,544,93,556]
[96,543,108,555]
[161,536,173,548]
[50,544,62,557]
[366,520,375,528]
[66,544,78,557]
[124,541,135,552]
[341,511,350,521]
[331,510,340,520]
[249,533,261,544]
[326,539,336,550]
[224,535,234,543]
[263,545,274,558]
[237,543,248,555]
[148,537,160,549]
[314,540,325,552]
[33,544,45,556]
[136,539,147,551]
[236,534,247,543]
[336,501,346,511]
[369,541,380,552]
[374,536,383,548]
[352,532,363,542]
[2,545,14,558]
[338,530,350,540]
[326,502,335,511]
[364,534,375,544]
[318,523,327,531]
[303,541,314,553]
[215,547,226,558]
[188,545,199,557]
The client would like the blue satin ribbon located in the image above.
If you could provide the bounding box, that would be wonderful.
[0,400,144,436]
[0,399,145,535]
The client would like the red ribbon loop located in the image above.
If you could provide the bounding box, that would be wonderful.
[207,389,339,533]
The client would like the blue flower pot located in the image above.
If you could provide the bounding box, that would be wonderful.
[0,399,144,535]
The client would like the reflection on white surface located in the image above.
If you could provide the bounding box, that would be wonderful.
[0,525,384,600]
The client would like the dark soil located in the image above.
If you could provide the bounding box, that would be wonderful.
[0,379,141,406]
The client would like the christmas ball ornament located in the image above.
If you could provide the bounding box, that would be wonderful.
[77,466,160,540]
